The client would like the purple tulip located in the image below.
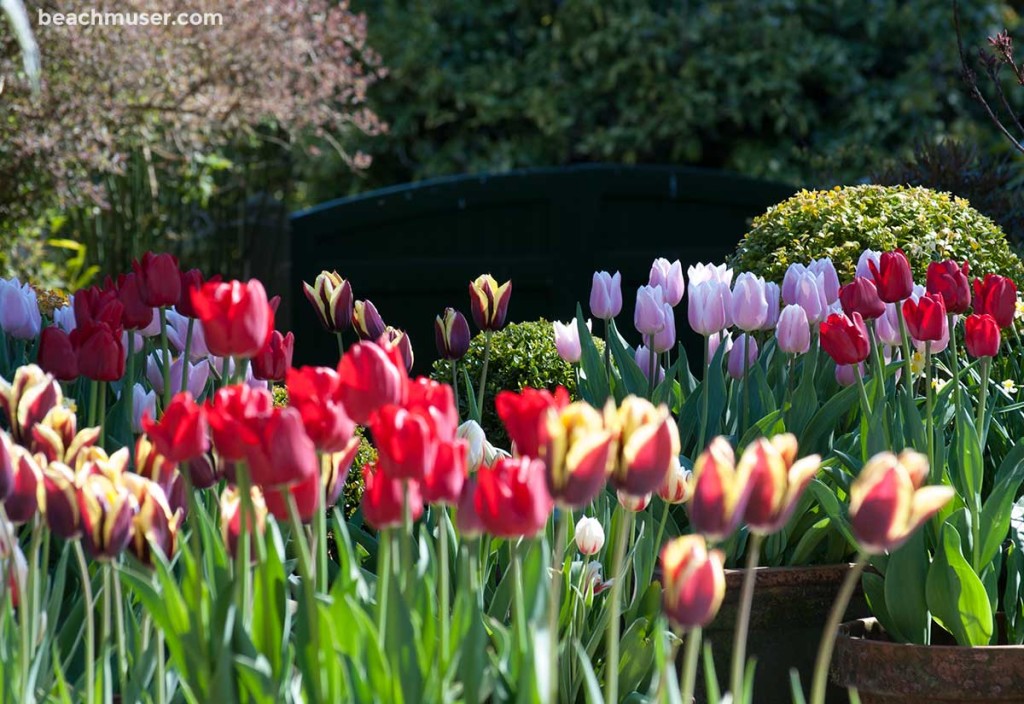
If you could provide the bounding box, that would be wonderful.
[727,334,759,380]
[590,271,623,320]
[809,258,841,305]
[635,345,665,384]
[834,362,864,387]
[794,271,828,324]
[553,320,585,363]
[856,250,881,280]
[708,331,733,361]
[652,302,676,353]
[688,280,731,336]
[635,285,668,336]
[762,282,781,330]
[731,273,769,331]
[0,278,41,340]
[876,303,903,346]
[781,263,808,305]
[649,258,685,307]
[776,304,810,355]
[688,262,733,288]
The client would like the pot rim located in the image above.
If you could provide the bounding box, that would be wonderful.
[838,617,1024,651]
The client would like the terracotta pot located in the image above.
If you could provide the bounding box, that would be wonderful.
[695,563,869,704]
[831,617,1024,703]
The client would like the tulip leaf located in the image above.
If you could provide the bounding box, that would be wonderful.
[675,342,699,395]
[926,522,993,646]
[861,571,909,645]
[951,406,984,511]
[574,640,605,704]
[607,319,649,399]
[462,368,480,425]
[883,530,931,644]
[797,383,858,456]
[805,479,857,550]
[576,304,611,404]
[978,440,1024,569]
[788,349,820,437]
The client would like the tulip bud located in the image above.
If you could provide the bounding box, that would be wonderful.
[687,280,731,336]
[435,308,471,361]
[252,330,294,382]
[973,275,1017,329]
[457,420,486,472]
[657,457,692,504]
[849,450,954,554]
[302,271,354,332]
[6,444,43,525]
[220,485,268,561]
[634,345,665,385]
[456,476,485,539]
[362,461,424,530]
[244,407,319,489]
[607,396,680,496]
[474,456,553,537]
[590,271,623,320]
[131,384,157,434]
[185,452,219,490]
[542,402,613,508]
[965,313,1001,358]
[264,471,321,524]
[142,392,209,464]
[337,341,407,425]
[839,278,885,320]
[324,438,361,507]
[495,386,571,459]
[740,434,820,534]
[468,274,512,331]
[731,273,769,331]
[762,282,781,330]
[868,249,914,303]
[660,535,726,629]
[553,320,584,363]
[819,312,870,366]
[834,362,864,387]
[0,432,12,502]
[0,365,63,446]
[856,250,881,280]
[727,334,759,380]
[352,299,386,340]
[382,327,414,373]
[0,277,42,340]
[41,462,82,539]
[617,490,652,512]
[708,331,732,362]
[37,327,79,381]
[424,439,468,506]
[71,321,126,382]
[122,473,179,567]
[793,270,828,324]
[135,434,178,489]
[132,252,181,308]
[634,285,668,336]
[574,515,605,555]
[651,303,676,354]
[903,293,946,343]
[809,258,841,305]
[775,304,810,355]
[688,262,733,288]
[649,259,685,307]
[177,269,214,319]
[781,263,807,305]
[78,471,138,560]
[926,261,971,314]
[115,272,155,331]
[190,280,274,359]
[688,437,751,542]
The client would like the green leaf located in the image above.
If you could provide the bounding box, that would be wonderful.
[576,304,611,404]
[797,383,858,455]
[573,641,604,704]
[978,440,1024,568]
[883,531,930,644]
[952,406,984,510]
[926,523,993,646]
[607,319,648,398]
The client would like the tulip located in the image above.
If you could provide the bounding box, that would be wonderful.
[435,308,471,361]
[122,473,179,567]
[111,273,153,332]
[731,273,769,331]
[649,258,685,307]
[142,392,209,463]
[875,303,903,346]
[405,377,460,441]
[855,250,881,280]
[323,438,361,507]
[206,384,276,461]
[0,364,62,445]
[727,334,758,380]
[352,299,386,340]
[220,485,268,561]
[634,285,668,336]
[74,284,123,330]
[793,270,828,324]
[264,471,321,524]
[243,407,319,489]
[775,305,810,355]
[2,538,26,609]
[657,457,692,504]
[423,439,468,505]
[762,282,781,330]
[553,320,583,363]
[132,252,181,308]
[741,434,820,534]
[371,405,436,482]
[177,269,217,319]
[868,249,913,303]
[382,327,414,373]
[590,271,623,320]
[190,280,274,358]
[78,471,138,560]
[135,435,178,491]
[926,260,971,313]
[53,303,75,334]
[688,280,731,336]
[164,309,210,361]
[146,351,210,399]
[688,437,751,542]
[839,278,885,320]
[362,461,423,530]
[707,331,733,362]
[455,476,485,538]
[973,274,1017,329]
[0,277,42,340]
[252,330,294,381]
[286,366,355,452]
[37,326,78,381]
[457,420,486,472]
[185,452,219,491]
[495,386,570,459]
[71,321,125,381]
[781,263,807,305]
[30,408,98,469]
[337,341,407,425]
[809,258,841,304]
[634,345,665,384]
[617,489,652,512]
[902,293,946,343]
[127,384,156,435]
[475,456,553,538]
[41,462,82,539]
[834,363,864,387]
[575,515,605,555]
[303,271,354,332]
[660,535,726,630]
[647,304,674,354]
[469,274,512,331]
[541,402,614,508]
[849,451,954,554]
[819,312,870,366]
[965,313,1001,358]
[5,444,43,524]
[0,432,12,501]
[687,263,733,287]
[607,396,680,496]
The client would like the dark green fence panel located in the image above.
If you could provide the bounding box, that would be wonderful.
[290,164,794,370]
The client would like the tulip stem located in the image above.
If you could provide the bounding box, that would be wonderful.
[548,510,570,703]
[730,532,763,701]
[976,356,991,448]
[286,492,323,702]
[438,507,451,686]
[316,456,329,594]
[653,499,671,563]
[475,331,493,423]
[156,629,166,704]
[73,542,96,704]
[647,335,656,398]
[159,307,171,410]
[112,563,127,688]
[25,516,42,669]
[604,319,612,381]
[451,361,460,424]
[925,342,936,482]
[402,480,413,588]
[810,552,868,704]
[235,468,254,629]
[698,335,710,453]
[3,507,30,699]
[604,508,634,704]
[948,313,963,419]
[741,334,751,435]
[98,382,107,448]
[179,318,194,394]
[377,528,392,640]
[335,332,345,361]
[512,539,529,655]
[679,627,702,704]
[894,304,915,398]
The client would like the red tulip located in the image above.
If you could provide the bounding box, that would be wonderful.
[838,277,885,320]
[607,396,680,496]
[542,402,613,508]
[122,473,179,567]
[38,326,79,381]
[688,437,751,542]
[42,462,81,539]
[286,366,355,452]
[252,330,294,381]
[926,260,971,314]
[741,434,820,535]
[868,249,913,303]
[177,269,220,319]
[239,407,318,489]
[71,321,125,381]
[132,252,181,308]
[190,279,274,358]
[362,461,423,530]
[660,535,726,630]
[73,285,123,329]
[206,385,275,461]
[324,438,362,507]
[973,274,1017,329]
[264,471,320,524]
[474,456,553,538]
[404,377,459,441]
[134,435,178,491]
[455,476,485,538]
[0,432,13,501]
[423,439,468,505]
[965,313,1001,358]
[115,272,155,330]
[371,405,436,482]
[902,293,946,343]
[5,444,42,524]
[336,341,407,425]
[819,312,870,366]
[142,392,209,463]
[495,386,571,459]
[220,486,267,561]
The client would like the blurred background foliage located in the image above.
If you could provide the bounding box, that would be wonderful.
[3,0,1024,289]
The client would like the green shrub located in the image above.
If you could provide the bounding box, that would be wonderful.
[730,185,1024,285]
[430,319,580,451]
